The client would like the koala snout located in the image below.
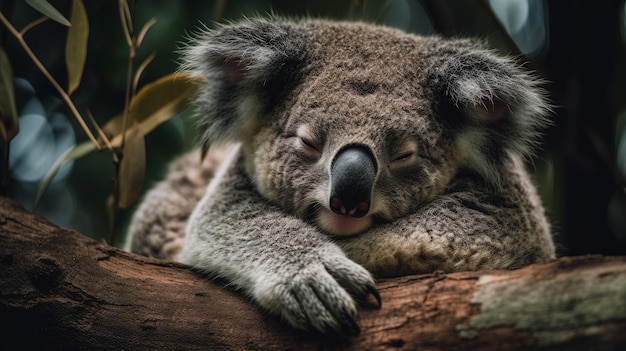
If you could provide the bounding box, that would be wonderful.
[329,146,377,218]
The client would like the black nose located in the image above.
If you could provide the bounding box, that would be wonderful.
[329,145,377,218]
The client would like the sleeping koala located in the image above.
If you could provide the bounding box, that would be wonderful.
[125,18,555,334]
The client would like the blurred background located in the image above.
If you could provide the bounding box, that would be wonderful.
[1,0,625,256]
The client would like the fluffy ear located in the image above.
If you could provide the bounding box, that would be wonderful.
[426,39,551,186]
[181,19,309,151]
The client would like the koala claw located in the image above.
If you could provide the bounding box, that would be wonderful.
[289,286,354,334]
[341,308,361,335]
[256,250,376,335]
[366,283,382,308]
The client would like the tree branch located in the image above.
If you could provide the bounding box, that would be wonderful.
[1,196,625,350]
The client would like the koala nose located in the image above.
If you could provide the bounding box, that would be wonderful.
[329,145,377,218]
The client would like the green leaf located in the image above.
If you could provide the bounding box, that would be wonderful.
[34,141,96,210]
[118,122,145,209]
[103,72,201,143]
[25,0,71,27]
[66,0,89,95]
[34,73,200,209]
[0,48,18,143]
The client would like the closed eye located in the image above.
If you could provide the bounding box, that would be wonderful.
[295,125,322,159]
[300,136,321,153]
[392,152,414,162]
[293,137,321,161]
[389,143,417,169]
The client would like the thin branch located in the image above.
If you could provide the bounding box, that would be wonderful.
[111,0,140,245]
[136,17,157,49]
[0,11,101,149]
[118,0,137,151]
[19,16,49,36]
[118,0,133,47]
[132,51,155,95]
[87,110,117,160]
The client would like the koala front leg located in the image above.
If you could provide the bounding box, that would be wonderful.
[180,147,379,334]
[339,164,555,277]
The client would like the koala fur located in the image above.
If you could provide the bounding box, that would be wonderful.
[125,18,555,334]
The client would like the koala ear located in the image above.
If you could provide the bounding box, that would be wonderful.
[181,19,309,151]
[426,39,551,186]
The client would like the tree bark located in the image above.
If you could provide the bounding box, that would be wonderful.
[1,196,625,350]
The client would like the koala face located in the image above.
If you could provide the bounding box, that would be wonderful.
[250,39,460,236]
[183,19,549,236]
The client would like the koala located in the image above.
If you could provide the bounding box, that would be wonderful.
[125,18,555,334]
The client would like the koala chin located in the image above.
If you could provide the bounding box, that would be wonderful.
[125,17,555,334]
[317,209,373,236]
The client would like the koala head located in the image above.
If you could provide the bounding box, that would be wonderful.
[183,18,549,236]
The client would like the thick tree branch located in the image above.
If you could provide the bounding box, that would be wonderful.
[1,196,625,350]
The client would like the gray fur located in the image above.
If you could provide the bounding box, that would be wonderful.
[126,18,555,334]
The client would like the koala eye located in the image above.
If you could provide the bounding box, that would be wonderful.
[295,125,322,157]
[296,136,322,160]
[389,144,417,169]
[299,136,321,153]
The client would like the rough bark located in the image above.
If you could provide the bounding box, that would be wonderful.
[1,196,625,350]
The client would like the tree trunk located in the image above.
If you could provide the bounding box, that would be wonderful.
[1,196,625,350]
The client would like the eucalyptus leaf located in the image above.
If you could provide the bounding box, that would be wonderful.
[118,122,145,209]
[25,0,71,27]
[35,73,200,209]
[0,48,18,143]
[66,0,89,95]
[34,141,96,210]
[104,72,201,141]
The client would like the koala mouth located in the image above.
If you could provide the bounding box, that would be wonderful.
[315,208,373,237]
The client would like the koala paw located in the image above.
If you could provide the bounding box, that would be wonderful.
[253,246,380,334]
